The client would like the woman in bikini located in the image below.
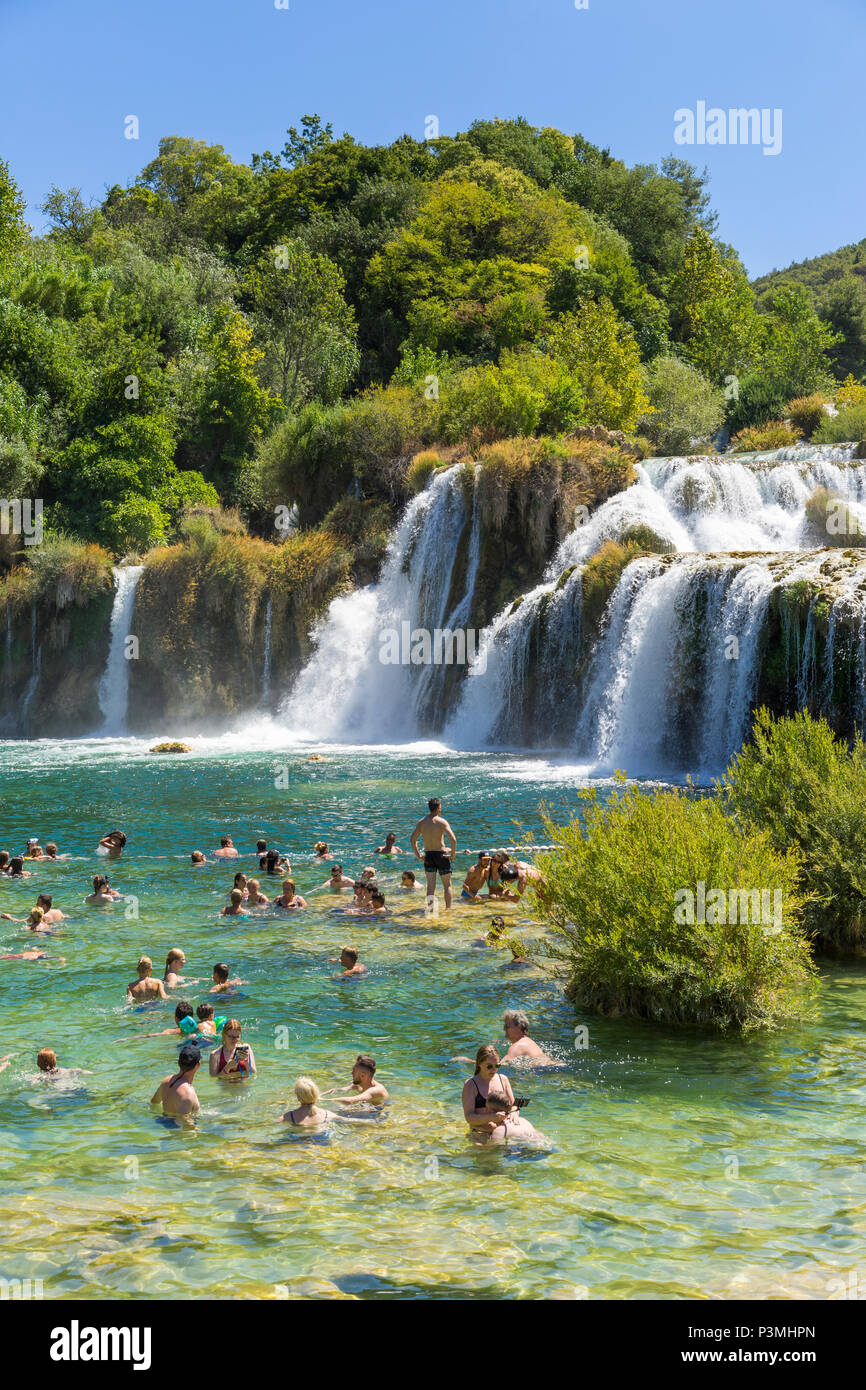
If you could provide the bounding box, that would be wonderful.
[209,1019,257,1080]
[281,1076,337,1128]
[461,1044,542,1145]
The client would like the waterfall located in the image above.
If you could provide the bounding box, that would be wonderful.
[97,566,143,735]
[282,466,479,740]
[4,601,11,688]
[21,640,42,735]
[262,598,273,706]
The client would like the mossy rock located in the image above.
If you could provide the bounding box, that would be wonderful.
[150,741,192,754]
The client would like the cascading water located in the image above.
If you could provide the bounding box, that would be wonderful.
[282,466,479,740]
[97,566,143,735]
[262,598,273,707]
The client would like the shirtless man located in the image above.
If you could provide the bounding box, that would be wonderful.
[210,962,243,993]
[375,832,402,856]
[221,889,249,918]
[150,1044,201,1123]
[460,852,491,903]
[368,891,387,916]
[36,894,65,924]
[328,1055,389,1108]
[331,945,368,978]
[213,835,239,860]
[127,956,168,1002]
[320,863,355,891]
[399,870,424,893]
[410,797,457,910]
[3,894,64,926]
[163,949,186,988]
[500,1009,561,1066]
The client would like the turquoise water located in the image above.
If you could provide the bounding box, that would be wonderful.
[1,736,864,1300]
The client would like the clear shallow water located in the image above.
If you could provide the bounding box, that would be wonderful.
[0,738,864,1301]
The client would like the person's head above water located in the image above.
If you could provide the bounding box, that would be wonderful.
[401,870,416,885]
[370,891,385,908]
[28,907,45,927]
[314,841,329,856]
[256,839,267,854]
[0,851,9,869]
[196,1002,214,1021]
[474,1044,500,1077]
[137,955,153,978]
[166,948,185,970]
[499,865,520,882]
[191,850,206,864]
[92,874,108,892]
[213,962,229,983]
[281,878,296,897]
[233,872,247,889]
[10,857,25,875]
[45,842,58,857]
[37,1048,58,1071]
[174,1001,194,1024]
[178,1043,201,1073]
[36,894,52,910]
[220,836,233,848]
[265,850,283,872]
[295,1076,320,1106]
[361,866,376,881]
[229,889,244,907]
[353,1054,376,1084]
[341,946,358,966]
[428,798,441,813]
[503,1008,530,1037]
[329,863,344,877]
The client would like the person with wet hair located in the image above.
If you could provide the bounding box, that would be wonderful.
[150,1044,201,1122]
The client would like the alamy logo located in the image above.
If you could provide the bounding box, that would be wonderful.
[674,102,783,156]
[49,1321,152,1371]
[674,881,783,931]
[379,622,487,674]
[0,1276,43,1299]
[0,498,43,546]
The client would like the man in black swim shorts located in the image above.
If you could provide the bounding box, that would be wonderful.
[410,797,458,910]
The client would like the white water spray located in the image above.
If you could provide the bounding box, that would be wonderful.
[97,566,143,735]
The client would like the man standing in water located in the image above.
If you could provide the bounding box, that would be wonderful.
[410,797,457,910]
[150,1044,201,1123]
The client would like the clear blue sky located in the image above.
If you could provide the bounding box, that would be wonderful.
[1,0,863,277]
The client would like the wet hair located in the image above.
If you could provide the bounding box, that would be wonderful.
[428,798,441,812]
[295,1076,320,1106]
[213,962,229,982]
[265,850,282,873]
[45,843,57,856]
[282,878,296,896]
[106,831,127,848]
[0,851,9,868]
[166,948,185,968]
[256,840,267,853]
[10,857,25,874]
[341,946,358,965]
[178,1044,201,1071]
[330,863,343,875]
[37,1048,57,1071]
[233,872,247,889]
[191,850,206,864]
[196,1002,214,1021]
[314,841,329,855]
[222,1017,242,1037]
[370,891,385,907]
[499,866,520,882]
[503,1008,529,1033]
[230,889,244,905]
[474,1044,500,1075]
[174,1001,194,1023]
[92,874,107,891]
[137,955,153,974]
[384,832,396,843]
[361,866,376,880]
[401,870,416,884]
[355,1054,376,1076]
[220,835,232,847]
[36,894,52,909]
[28,907,45,926]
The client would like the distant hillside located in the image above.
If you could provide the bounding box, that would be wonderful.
[753,239,866,380]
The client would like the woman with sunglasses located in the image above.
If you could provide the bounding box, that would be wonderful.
[209,1018,257,1080]
[461,1044,542,1145]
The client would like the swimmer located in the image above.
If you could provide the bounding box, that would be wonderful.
[410,797,457,910]
[330,945,368,978]
[44,842,60,861]
[23,838,44,860]
[469,914,508,949]
[261,849,290,876]
[163,948,186,989]
[190,850,209,866]
[137,1001,200,1040]
[274,877,306,909]
[244,877,269,908]
[313,841,331,860]
[327,1054,388,1108]
[399,870,424,893]
[3,896,63,927]
[210,1019,256,1079]
[462,1045,542,1145]
[150,1044,201,1123]
[255,839,268,858]
[36,894,65,923]
[460,852,492,903]
[230,872,248,899]
[25,907,51,934]
[375,832,402,856]
[360,866,377,883]
[195,1002,219,1037]
[221,889,249,918]
[282,1076,338,1128]
[0,852,9,874]
[8,856,31,879]
[34,1048,92,1080]
[368,890,387,916]
[213,835,239,859]
[210,962,243,993]
[86,875,120,905]
[0,948,52,962]
[500,1009,562,1066]
[320,864,354,891]
[98,830,127,858]
[343,882,373,916]
[127,956,168,1002]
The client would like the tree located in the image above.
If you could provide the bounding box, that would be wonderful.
[754,284,839,397]
[637,356,724,454]
[669,227,756,382]
[0,159,27,262]
[245,242,359,407]
[545,298,650,431]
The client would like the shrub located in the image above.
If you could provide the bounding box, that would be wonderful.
[534,783,816,1031]
[580,539,646,629]
[803,486,863,546]
[406,450,445,494]
[725,374,790,434]
[724,708,866,953]
[730,421,800,453]
[438,351,585,445]
[813,401,866,445]
[637,356,724,455]
[835,374,866,408]
[786,393,827,440]
[545,298,650,431]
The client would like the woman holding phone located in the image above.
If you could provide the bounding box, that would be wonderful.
[461,1044,542,1145]
[210,1019,257,1080]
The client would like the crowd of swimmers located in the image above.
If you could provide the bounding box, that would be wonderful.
[1,799,560,1143]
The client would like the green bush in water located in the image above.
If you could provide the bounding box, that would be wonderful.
[786,393,828,440]
[534,781,816,1031]
[813,401,866,445]
[724,708,866,953]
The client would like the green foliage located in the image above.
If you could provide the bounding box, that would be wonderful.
[535,783,816,1030]
[669,227,756,383]
[813,401,866,444]
[730,421,800,453]
[724,709,866,952]
[637,356,724,454]
[438,350,585,444]
[786,393,828,439]
[724,373,791,433]
[545,299,650,430]
[580,539,647,629]
[0,159,27,262]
